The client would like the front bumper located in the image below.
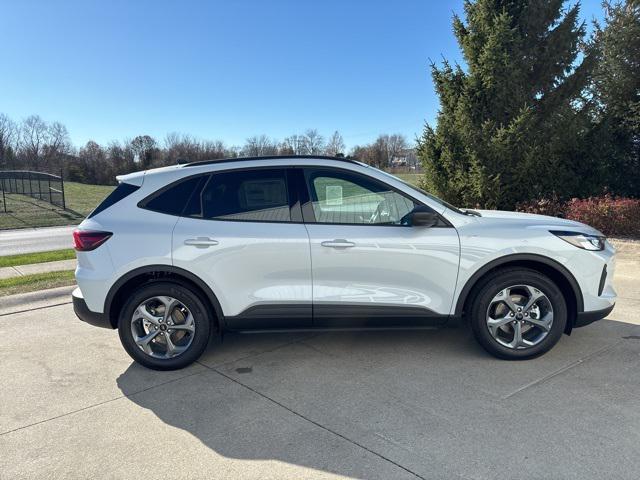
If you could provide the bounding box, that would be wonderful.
[575,304,615,328]
[72,287,113,329]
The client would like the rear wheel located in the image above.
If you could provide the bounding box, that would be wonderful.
[118,282,211,370]
[469,268,567,359]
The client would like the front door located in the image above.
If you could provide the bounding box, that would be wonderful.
[172,168,312,329]
[299,167,460,327]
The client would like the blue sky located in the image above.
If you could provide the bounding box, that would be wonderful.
[0,0,605,150]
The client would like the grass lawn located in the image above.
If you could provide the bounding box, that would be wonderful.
[393,173,422,186]
[0,182,114,230]
[0,270,76,297]
[64,181,115,214]
[0,248,76,268]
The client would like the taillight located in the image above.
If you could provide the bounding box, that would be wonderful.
[73,229,112,251]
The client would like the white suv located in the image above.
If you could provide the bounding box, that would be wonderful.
[72,156,616,370]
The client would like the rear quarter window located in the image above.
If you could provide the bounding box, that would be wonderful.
[88,183,140,218]
[140,176,207,216]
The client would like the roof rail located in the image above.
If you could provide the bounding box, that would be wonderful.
[181,155,361,168]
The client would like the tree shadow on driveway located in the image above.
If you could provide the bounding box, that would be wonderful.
[115,319,640,479]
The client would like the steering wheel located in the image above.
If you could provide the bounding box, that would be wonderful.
[369,199,392,224]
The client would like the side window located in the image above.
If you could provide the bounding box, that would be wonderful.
[188,169,291,222]
[142,176,206,216]
[303,169,417,225]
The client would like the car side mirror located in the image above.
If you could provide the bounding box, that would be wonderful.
[402,206,439,227]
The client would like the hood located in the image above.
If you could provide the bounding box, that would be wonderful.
[474,209,603,235]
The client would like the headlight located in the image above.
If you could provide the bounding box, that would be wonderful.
[550,231,606,251]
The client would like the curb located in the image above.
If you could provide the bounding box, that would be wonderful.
[0,285,76,316]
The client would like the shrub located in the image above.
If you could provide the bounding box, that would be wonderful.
[516,195,640,237]
[565,195,640,237]
[515,195,567,218]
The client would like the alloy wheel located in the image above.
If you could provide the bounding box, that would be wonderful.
[130,296,196,359]
[485,285,554,350]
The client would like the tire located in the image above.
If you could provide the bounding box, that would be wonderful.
[469,268,567,360]
[118,282,211,370]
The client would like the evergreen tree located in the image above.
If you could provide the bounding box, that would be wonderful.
[418,0,594,209]
[590,0,640,196]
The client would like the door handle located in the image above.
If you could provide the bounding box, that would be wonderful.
[321,239,355,248]
[184,237,219,248]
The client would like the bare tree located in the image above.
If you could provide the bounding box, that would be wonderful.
[242,135,278,156]
[301,129,325,154]
[164,132,199,163]
[164,133,234,163]
[16,115,71,172]
[130,135,157,168]
[384,134,409,167]
[0,113,17,168]
[107,141,136,178]
[42,121,71,170]
[351,134,410,168]
[325,130,345,156]
[281,134,305,155]
[350,137,385,168]
[227,145,242,158]
[201,140,230,160]
[19,115,48,170]
[77,141,108,184]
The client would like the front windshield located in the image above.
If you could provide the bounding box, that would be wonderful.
[371,167,466,215]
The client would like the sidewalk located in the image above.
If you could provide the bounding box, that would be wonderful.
[0,259,77,280]
[0,284,75,316]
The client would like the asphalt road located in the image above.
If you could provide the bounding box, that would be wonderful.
[1,247,639,479]
[0,225,75,255]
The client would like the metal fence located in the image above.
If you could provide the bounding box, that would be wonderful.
[0,170,66,212]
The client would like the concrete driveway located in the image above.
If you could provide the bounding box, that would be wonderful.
[1,247,639,479]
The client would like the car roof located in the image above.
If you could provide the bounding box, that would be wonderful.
[182,155,362,168]
[117,156,365,186]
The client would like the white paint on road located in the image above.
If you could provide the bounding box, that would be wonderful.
[0,225,76,255]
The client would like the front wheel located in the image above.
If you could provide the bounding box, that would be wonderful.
[469,268,567,359]
[118,282,211,370]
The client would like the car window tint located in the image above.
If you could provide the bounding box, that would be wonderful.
[143,176,206,216]
[304,169,416,225]
[191,169,291,222]
[89,182,139,218]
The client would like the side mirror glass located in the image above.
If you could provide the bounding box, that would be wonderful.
[402,206,439,227]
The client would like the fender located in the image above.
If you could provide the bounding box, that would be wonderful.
[104,264,225,326]
[453,253,584,317]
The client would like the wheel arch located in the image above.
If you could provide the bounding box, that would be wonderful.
[104,265,225,330]
[455,254,583,333]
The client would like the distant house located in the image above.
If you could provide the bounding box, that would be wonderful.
[390,149,420,170]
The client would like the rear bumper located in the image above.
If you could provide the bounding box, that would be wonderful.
[72,287,113,329]
[575,304,615,328]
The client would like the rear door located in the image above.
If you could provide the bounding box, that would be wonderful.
[171,168,312,329]
[298,166,460,327]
